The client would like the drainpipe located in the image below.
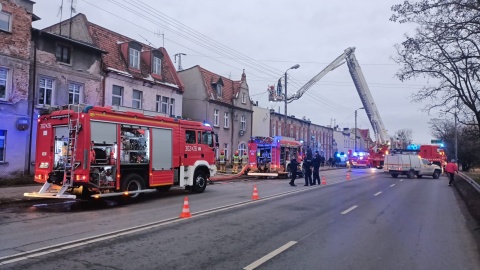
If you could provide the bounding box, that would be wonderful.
[27,33,38,175]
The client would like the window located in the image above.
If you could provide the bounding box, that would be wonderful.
[68,82,81,104]
[272,124,276,137]
[242,93,246,104]
[278,125,281,136]
[0,12,11,32]
[0,130,5,162]
[39,78,54,105]
[185,130,196,144]
[112,85,123,106]
[214,109,219,126]
[56,44,71,64]
[241,115,246,131]
[202,131,213,147]
[216,84,222,97]
[169,98,175,116]
[224,112,229,128]
[132,90,142,109]
[238,143,247,157]
[0,67,7,100]
[161,96,168,114]
[153,57,162,75]
[129,48,140,69]
[223,143,228,160]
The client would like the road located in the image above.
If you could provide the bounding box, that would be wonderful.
[1,169,479,269]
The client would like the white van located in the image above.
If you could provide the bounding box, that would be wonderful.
[384,154,442,179]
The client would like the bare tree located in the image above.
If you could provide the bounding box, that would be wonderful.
[391,0,480,136]
[393,129,413,148]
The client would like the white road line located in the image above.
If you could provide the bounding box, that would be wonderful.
[374,191,382,196]
[341,205,358,215]
[243,241,297,270]
[390,184,396,187]
[400,179,403,182]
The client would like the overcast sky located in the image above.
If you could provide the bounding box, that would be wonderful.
[32,0,444,144]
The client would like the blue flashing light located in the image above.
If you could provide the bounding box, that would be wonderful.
[203,122,211,127]
[353,152,358,157]
[336,153,340,157]
[299,140,304,143]
[440,143,444,147]
[359,152,364,157]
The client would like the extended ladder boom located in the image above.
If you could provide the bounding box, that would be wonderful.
[287,47,390,145]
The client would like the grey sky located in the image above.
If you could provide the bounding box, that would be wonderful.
[32,0,441,144]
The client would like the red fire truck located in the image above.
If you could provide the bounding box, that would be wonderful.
[247,136,303,178]
[348,150,372,168]
[25,105,217,199]
[392,144,447,169]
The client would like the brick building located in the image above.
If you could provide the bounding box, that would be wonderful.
[0,0,38,177]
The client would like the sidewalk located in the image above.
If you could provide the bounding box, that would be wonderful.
[0,184,43,205]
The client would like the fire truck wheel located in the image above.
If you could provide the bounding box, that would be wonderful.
[122,174,145,198]
[192,170,207,193]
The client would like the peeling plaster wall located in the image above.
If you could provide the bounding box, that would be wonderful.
[0,0,34,177]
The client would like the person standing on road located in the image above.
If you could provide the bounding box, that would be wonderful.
[289,155,299,186]
[304,147,313,186]
[312,151,321,185]
[445,159,459,186]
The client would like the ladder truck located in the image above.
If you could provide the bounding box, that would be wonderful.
[284,47,391,168]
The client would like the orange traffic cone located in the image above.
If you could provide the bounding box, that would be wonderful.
[346,173,351,181]
[252,185,259,200]
[179,196,192,218]
[321,176,327,185]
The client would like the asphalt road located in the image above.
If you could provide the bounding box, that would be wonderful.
[1,169,479,269]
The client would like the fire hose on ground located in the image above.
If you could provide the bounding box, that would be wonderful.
[209,164,250,181]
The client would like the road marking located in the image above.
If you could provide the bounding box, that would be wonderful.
[400,179,403,182]
[390,184,396,187]
[341,205,358,215]
[374,191,382,196]
[243,241,297,270]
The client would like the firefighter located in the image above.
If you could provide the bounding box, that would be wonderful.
[242,152,249,171]
[219,151,226,173]
[232,151,240,174]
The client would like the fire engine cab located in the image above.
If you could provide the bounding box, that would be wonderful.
[25,105,218,199]
[247,136,303,178]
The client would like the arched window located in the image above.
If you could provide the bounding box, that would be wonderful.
[238,142,247,157]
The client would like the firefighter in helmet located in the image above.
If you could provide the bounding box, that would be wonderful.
[219,151,226,173]
[241,151,249,172]
[232,150,240,174]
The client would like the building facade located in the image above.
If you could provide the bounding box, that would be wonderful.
[178,66,253,162]
[0,0,37,177]
[44,14,183,116]
[269,111,333,159]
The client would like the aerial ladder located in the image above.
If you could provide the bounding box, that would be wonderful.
[283,47,391,167]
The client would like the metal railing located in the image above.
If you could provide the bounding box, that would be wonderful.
[458,172,480,193]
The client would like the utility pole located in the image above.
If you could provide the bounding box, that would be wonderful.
[174,53,186,71]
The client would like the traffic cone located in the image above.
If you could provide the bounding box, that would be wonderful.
[252,185,259,200]
[179,196,192,218]
[321,176,327,185]
[346,173,351,181]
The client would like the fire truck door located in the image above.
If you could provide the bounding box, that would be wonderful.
[151,128,173,186]
[184,129,202,163]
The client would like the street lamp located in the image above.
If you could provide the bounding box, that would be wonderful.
[354,107,364,152]
[284,64,300,136]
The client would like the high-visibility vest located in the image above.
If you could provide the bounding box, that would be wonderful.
[242,155,248,163]
[233,155,239,164]
[219,155,225,164]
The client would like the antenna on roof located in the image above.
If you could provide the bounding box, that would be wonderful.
[58,0,64,36]
[174,53,186,71]
[69,0,77,38]
[154,29,164,48]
